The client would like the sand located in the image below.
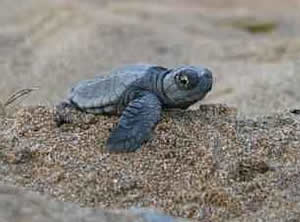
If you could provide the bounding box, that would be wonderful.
[1,104,300,221]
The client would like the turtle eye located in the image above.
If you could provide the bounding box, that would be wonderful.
[175,70,199,90]
[175,73,191,89]
[179,74,189,87]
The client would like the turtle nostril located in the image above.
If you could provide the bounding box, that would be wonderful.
[202,69,213,91]
[207,81,212,91]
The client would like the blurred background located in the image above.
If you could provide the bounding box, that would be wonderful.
[0,0,300,116]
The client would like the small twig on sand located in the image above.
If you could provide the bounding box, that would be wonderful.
[290,109,300,115]
[4,88,39,107]
[0,88,38,117]
[0,101,5,116]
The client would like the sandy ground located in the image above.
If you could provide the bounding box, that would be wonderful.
[1,1,300,221]
[1,0,300,115]
[0,184,188,222]
[1,105,300,221]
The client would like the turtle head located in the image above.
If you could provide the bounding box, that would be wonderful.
[162,65,213,108]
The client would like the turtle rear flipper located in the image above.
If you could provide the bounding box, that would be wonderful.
[54,101,76,126]
[107,92,162,152]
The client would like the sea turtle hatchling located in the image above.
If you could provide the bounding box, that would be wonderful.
[55,64,213,152]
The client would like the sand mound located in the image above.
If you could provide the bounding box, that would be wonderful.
[0,184,188,222]
[0,104,300,221]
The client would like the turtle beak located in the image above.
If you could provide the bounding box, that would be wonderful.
[201,68,213,92]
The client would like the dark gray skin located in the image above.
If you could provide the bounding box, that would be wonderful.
[55,64,213,152]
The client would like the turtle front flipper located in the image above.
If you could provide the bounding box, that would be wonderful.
[54,101,77,126]
[107,92,162,152]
